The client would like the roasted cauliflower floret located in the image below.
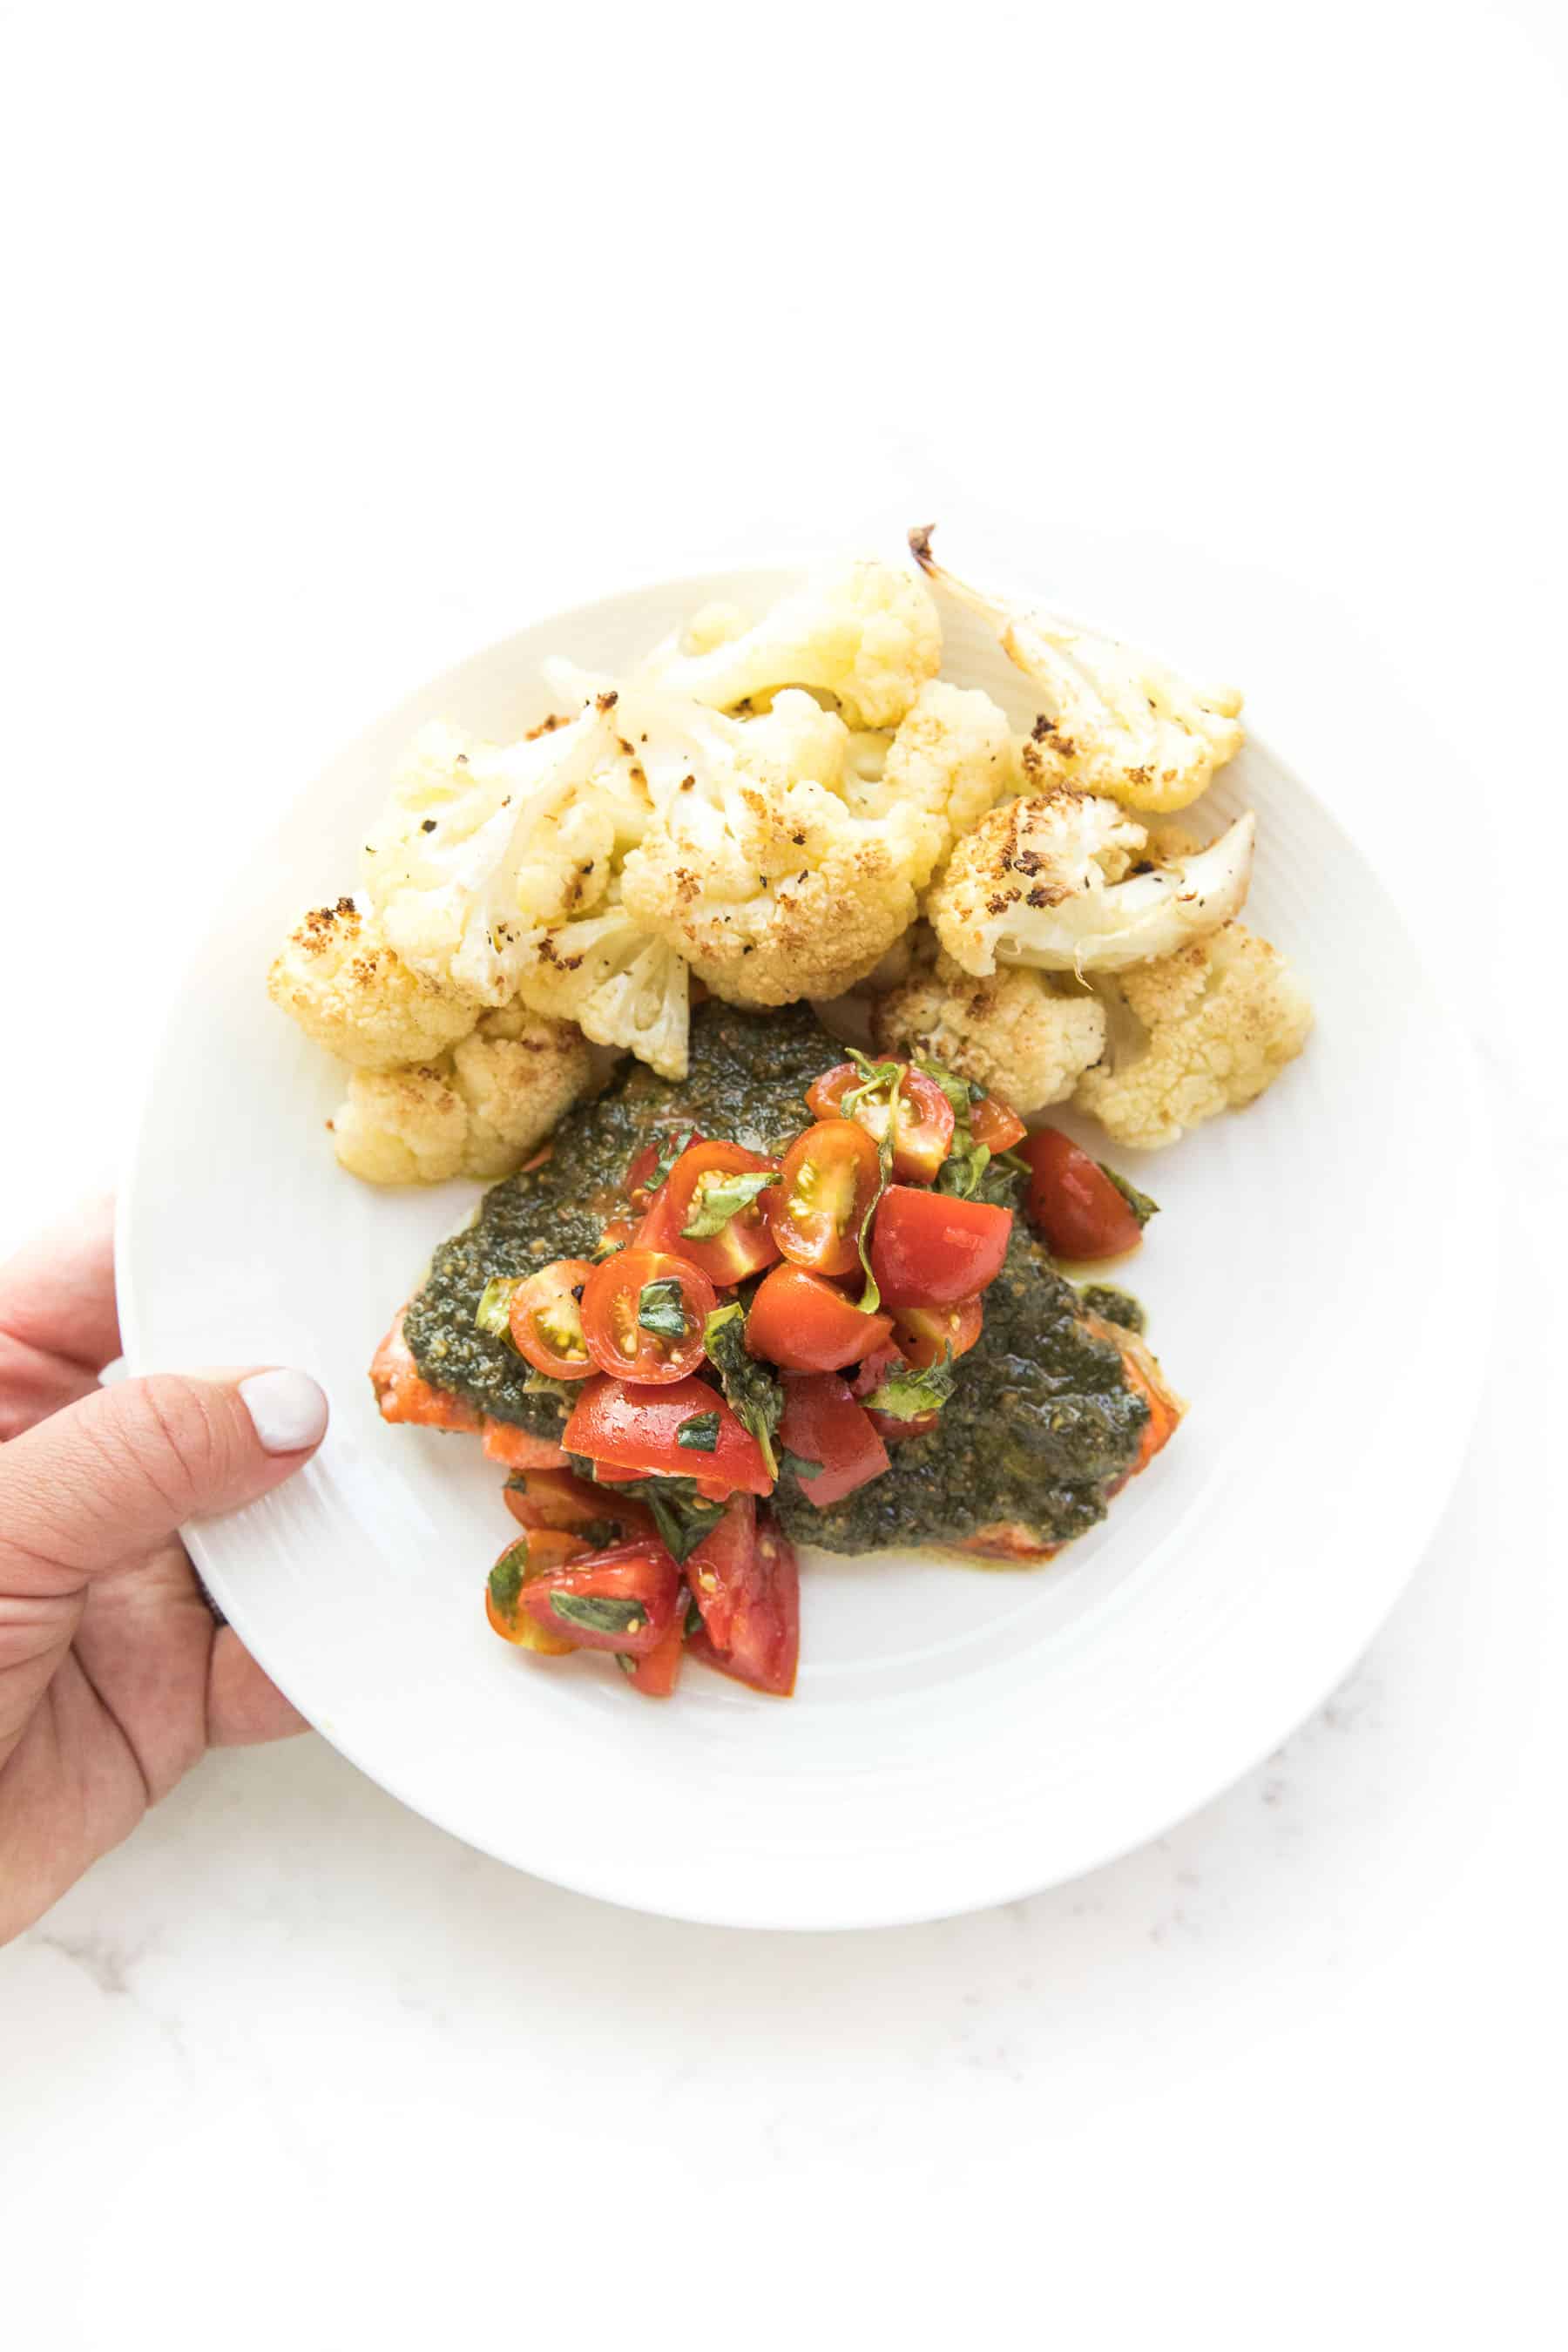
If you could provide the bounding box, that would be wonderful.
[618,688,942,1009]
[874,956,1106,1113]
[267,896,481,1071]
[516,906,691,1080]
[912,530,1244,813]
[930,794,1254,977]
[679,600,751,655]
[846,680,1016,845]
[330,1007,593,1185]
[1075,922,1313,1148]
[641,559,942,728]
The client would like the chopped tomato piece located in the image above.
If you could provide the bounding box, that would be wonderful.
[622,1607,686,1695]
[848,1338,906,1400]
[370,1310,483,1430]
[515,1539,683,1658]
[639,1139,781,1283]
[744,1264,892,1374]
[1022,1129,1146,1261]
[481,1419,570,1471]
[597,1216,638,1255]
[686,1504,800,1695]
[767,1120,882,1280]
[778,1373,890,1506]
[484,1527,591,1653]
[580,1247,716,1385]
[503,1466,655,1538]
[893,1295,983,1369]
[506,1257,596,1381]
[967,1093,1027,1153]
[563,1375,774,1495]
[868,1187,1012,1309]
[806,1062,956,1182]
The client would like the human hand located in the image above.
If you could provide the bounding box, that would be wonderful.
[0,1199,328,1945]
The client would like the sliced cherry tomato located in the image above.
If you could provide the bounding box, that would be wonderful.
[516,1538,683,1658]
[596,1215,638,1255]
[370,1310,483,1430]
[968,1093,1027,1153]
[865,1406,940,1443]
[868,1186,1012,1309]
[506,1256,596,1380]
[893,1295,984,1369]
[806,1062,956,1182]
[482,1419,570,1471]
[484,1526,591,1653]
[564,1375,774,1495]
[638,1139,781,1283]
[625,1128,705,1215]
[686,1503,801,1696]
[744,1264,892,1374]
[580,1248,716,1384]
[767,1120,882,1279]
[778,1373,890,1506]
[848,1338,906,1400]
[622,1606,686,1695]
[503,1466,655,1539]
[1022,1128,1146,1261]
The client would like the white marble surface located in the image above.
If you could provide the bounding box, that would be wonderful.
[3,3,1565,2342]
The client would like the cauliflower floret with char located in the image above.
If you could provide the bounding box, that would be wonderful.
[641,559,942,728]
[912,530,1244,813]
[330,1007,594,1185]
[930,794,1254,977]
[1075,922,1313,1148]
[618,688,943,1008]
[846,680,1016,848]
[267,896,481,1071]
[517,905,692,1080]
[874,956,1107,1113]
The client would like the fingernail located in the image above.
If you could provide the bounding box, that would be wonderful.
[239,1369,328,1455]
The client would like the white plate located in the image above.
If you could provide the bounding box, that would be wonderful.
[118,563,1490,1930]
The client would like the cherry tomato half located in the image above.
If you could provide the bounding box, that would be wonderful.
[625,1128,705,1215]
[515,1539,684,1659]
[893,1295,984,1369]
[503,1465,656,1539]
[580,1248,716,1384]
[865,1406,941,1444]
[744,1264,893,1374]
[778,1373,890,1506]
[868,1186,1013,1310]
[563,1375,774,1495]
[686,1501,801,1697]
[638,1139,781,1284]
[767,1120,882,1279]
[484,1526,591,1654]
[1022,1129,1145,1261]
[506,1257,596,1380]
[806,1062,956,1183]
[968,1093,1027,1153]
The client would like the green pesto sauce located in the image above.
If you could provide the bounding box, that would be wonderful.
[402,1000,1149,1556]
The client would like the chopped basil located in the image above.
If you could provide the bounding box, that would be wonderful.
[486,1539,530,1620]
[570,1457,727,1563]
[863,1350,958,1421]
[550,1592,646,1636]
[638,1277,688,1339]
[475,1276,523,1342]
[914,1058,975,1124]
[614,1652,639,1676]
[676,1410,720,1453]
[684,1592,706,1638]
[521,1369,581,1410]
[1098,1164,1160,1227]
[935,1132,992,1199]
[651,1127,701,1188]
[778,1447,825,1484]
[702,1301,782,1478]
[680,1167,778,1240]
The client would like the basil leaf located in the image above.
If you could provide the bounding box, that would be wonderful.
[475,1276,523,1342]
[935,1133,991,1199]
[569,1458,728,1564]
[550,1592,646,1635]
[863,1350,957,1421]
[652,1127,701,1188]
[638,1277,688,1339]
[684,1592,706,1639]
[614,1652,639,1676]
[778,1448,824,1484]
[680,1167,778,1240]
[676,1410,720,1454]
[522,1369,580,1410]
[702,1302,782,1479]
[487,1539,530,1621]
[1098,1164,1160,1227]
[913,1057,973,1124]
[855,1123,893,1314]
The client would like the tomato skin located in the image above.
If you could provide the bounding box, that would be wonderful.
[893,1295,984,1369]
[516,1540,682,1657]
[639,1139,781,1283]
[485,1527,591,1654]
[868,1187,1013,1309]
[744,1264,892,1374]
[768,1120,883,1279]
[848,1339,906,1400]
[370,1310,483,1430]
[482,1419,570,1471]
[1022,1129,1145,1261]
[625,1129,705,1215]
[580,1248,717,1384]
[563,1375,774,1495]
[778,1374,890,1506]
[507,1257,596,1380]
[968,1094,1027,1153]
[503,1466,655,1538]
[623,1607,686,1695]
[806,1062,956,1183]
[686,1502,801,1696]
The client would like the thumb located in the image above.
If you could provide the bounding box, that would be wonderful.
[0,1368,328,1598]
